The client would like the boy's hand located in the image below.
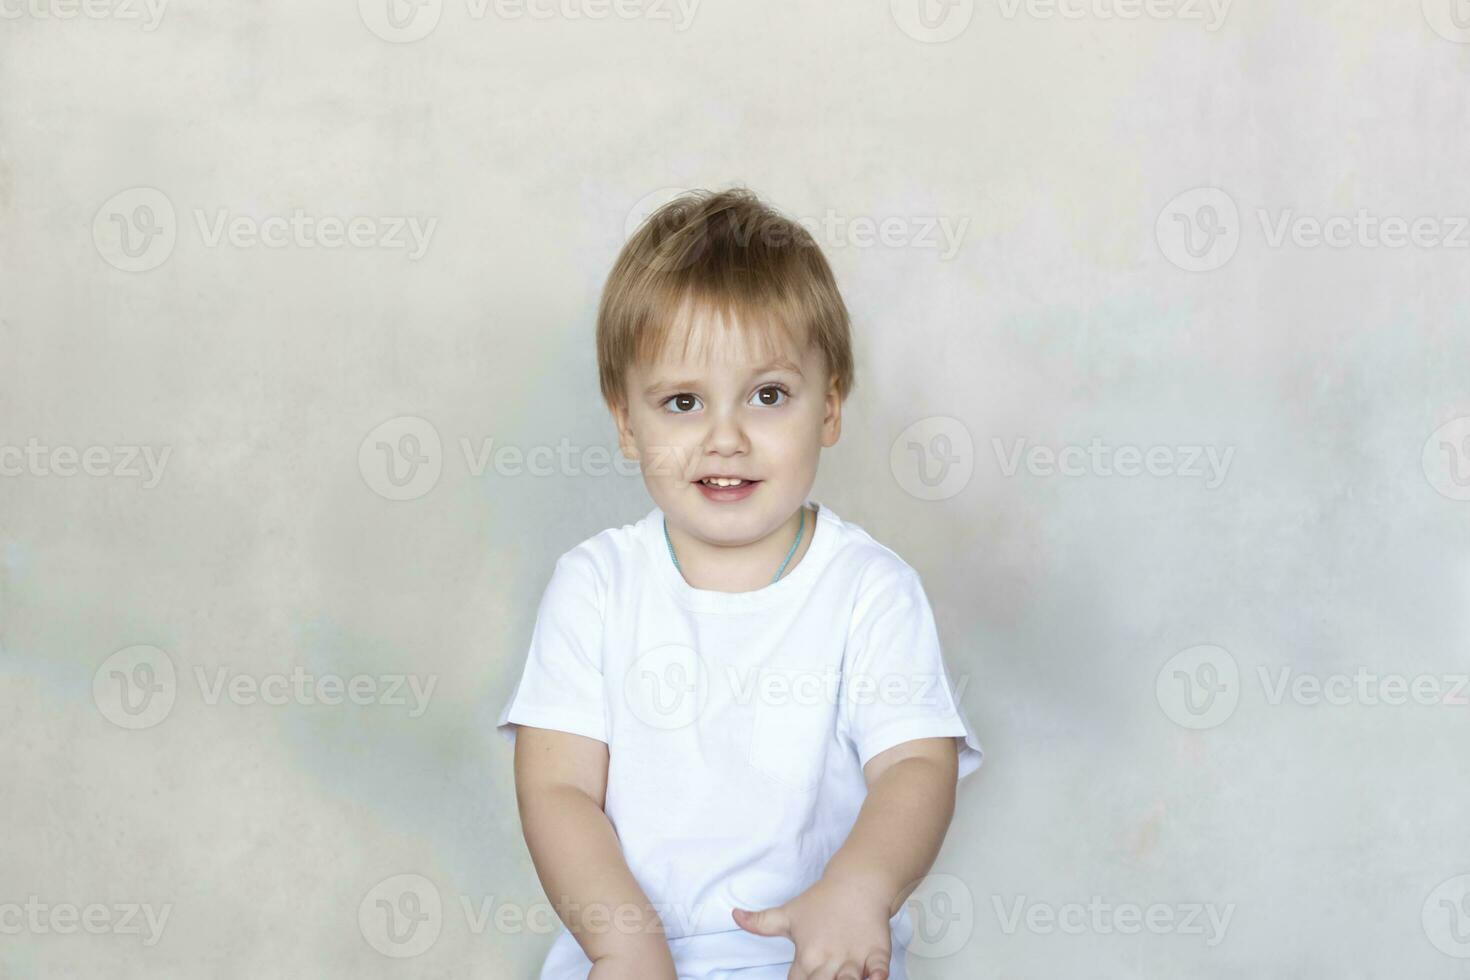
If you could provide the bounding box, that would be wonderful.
[587,941,678,980]
[731,872,893,980]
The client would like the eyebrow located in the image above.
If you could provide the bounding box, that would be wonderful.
[643,359,804,398]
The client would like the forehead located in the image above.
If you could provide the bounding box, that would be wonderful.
[643,301,808,373]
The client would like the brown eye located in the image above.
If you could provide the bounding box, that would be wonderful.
[666,393,700,414]
[753,386,787,407]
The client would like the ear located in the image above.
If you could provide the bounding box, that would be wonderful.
[820,375,842,448]
[610,398,640,461]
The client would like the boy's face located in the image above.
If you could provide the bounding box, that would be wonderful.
[612,307,842,549]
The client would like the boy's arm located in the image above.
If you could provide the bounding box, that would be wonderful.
[730,736,960,977]
[513,725,676,974]
[820,736,959,915]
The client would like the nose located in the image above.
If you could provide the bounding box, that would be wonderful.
[702,406,748,458]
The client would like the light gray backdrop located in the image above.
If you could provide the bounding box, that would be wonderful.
[3,0,1469,976]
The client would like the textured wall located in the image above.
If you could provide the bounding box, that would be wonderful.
[2,1,1469,977]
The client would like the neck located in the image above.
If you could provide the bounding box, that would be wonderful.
[666,504,814,593]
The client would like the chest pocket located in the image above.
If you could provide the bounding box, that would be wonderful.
[746,665,836,789]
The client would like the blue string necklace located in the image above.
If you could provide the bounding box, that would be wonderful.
[664,506,806,586]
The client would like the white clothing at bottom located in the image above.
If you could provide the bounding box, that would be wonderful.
[536,909,915,980]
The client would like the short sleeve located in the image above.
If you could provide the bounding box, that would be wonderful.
[496,549,609,746]
[838,563,984,782]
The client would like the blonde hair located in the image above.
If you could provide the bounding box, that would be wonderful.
[597,187,855,411]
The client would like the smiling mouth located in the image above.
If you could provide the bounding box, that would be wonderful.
[697,477,760,487]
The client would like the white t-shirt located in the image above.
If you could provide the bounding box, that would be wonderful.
[497,498,984,980]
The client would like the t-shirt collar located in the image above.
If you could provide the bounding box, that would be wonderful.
[642,498,839,613]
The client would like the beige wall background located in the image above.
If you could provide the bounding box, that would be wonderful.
[3,0,1469,976]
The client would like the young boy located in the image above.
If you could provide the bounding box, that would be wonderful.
[496,187,983,980]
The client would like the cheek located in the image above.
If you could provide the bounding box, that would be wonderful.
[755,412,824,454]
[635,417,702,476]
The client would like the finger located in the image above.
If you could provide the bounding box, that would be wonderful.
[861,950,891,980]
[733,905,790,938]
[804,961,841,980]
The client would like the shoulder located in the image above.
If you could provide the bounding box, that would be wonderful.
[821,508,928,602]
[546,510,652,600]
